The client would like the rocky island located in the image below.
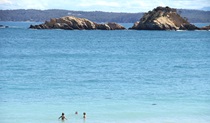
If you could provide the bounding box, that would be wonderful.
[29,16,125,30]
[29,7,210,31]
[129,6,200,30]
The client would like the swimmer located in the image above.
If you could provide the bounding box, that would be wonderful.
[58,113,67,121]
[83,112,86,119]
[75,111,78,115]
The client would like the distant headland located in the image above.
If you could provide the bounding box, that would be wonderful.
[0,8,210,23]
[29,6,210,30]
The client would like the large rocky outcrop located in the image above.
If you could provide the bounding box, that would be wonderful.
[129,6,199,30]
[29,16,125,30]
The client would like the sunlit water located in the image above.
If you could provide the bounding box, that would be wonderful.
[0,22,210,123]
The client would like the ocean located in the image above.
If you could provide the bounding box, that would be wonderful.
[0,22,210,123]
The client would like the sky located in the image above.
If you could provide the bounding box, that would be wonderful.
[0,0,210,12]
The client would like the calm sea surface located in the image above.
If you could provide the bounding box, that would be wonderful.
[0,22,210,123]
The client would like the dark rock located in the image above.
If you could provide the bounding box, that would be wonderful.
[0,25,9,28]
[199,25,210,30]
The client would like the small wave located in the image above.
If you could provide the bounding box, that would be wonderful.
[173,65,194,69]
[173,65,183,68]
[176,30,186,31]
[194,29,209,31]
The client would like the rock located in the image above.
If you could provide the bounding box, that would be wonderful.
[199,25,210,30]
[129,6,199,30]
[29,16,125,30]
[107,22,126,30]
[95,23,111,30]
[179,23,198,30]
[0,25,9,28]
[58,16,96,30]
[131,21,140,30]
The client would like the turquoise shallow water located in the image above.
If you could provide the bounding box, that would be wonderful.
[0,22,210,123]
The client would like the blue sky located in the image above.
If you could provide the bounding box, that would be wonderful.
[0,0,210,12]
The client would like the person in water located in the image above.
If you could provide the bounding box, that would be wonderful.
[75,111,78,115]
[58,113,67,121]
[83,112,86,119]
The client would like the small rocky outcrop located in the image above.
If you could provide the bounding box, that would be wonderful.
[107,22,126,30]
[0,25,9,28]
[129,6,199,30]
[29,16,125,30]
[199,25,210,30]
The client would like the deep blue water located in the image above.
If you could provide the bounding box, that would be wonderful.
[0,22,210,123]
